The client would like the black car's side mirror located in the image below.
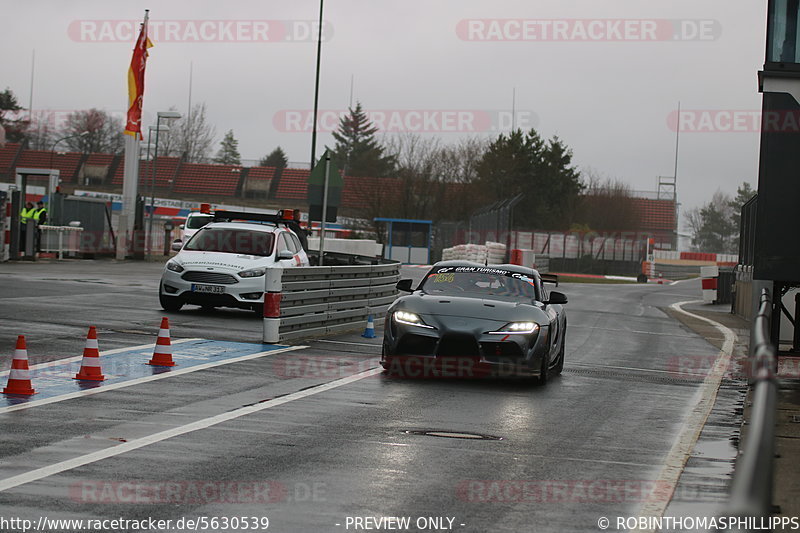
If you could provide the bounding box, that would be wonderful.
[396,279,414,292]
[546,291,568,305]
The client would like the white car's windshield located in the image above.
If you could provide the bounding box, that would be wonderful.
[186,214,214,229]
[184,227,275,256]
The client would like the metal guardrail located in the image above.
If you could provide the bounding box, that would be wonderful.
[262,262,401,342]
[40,225,84,260]
[724,288,778,530]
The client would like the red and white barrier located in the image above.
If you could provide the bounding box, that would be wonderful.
[262,268,282,344]
[701,265,719,303]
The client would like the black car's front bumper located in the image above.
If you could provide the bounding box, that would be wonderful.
[381,314,550,378]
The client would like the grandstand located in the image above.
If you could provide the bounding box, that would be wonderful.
[173,162,244,197]
[272,167,309,201]
[112,156,181,189]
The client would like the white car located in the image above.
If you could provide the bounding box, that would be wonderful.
[181,211,214,244]
[159,217,309,313]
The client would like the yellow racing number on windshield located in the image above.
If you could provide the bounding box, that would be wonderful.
[432,273,455,283]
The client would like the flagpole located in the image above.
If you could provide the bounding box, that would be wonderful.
[117,10,149,260]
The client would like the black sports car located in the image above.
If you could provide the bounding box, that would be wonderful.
[381,261,568,382]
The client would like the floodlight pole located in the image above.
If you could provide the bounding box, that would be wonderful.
[319,152,331,266]
[310,0,324,169]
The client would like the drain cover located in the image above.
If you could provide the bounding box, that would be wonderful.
[403,430,503,441]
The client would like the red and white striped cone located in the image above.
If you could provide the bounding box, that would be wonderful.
[74,326,105,381]
[148,317,176,367]
[3,335,36,395]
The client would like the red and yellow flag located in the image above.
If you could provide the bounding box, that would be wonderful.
[124,12,154,138]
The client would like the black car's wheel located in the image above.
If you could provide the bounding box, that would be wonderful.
[537,352,550,385]
[552,336,565,376]
[159,283,184,312]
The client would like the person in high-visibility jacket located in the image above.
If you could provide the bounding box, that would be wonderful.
[19,201,35,253]
[33,201,47,252]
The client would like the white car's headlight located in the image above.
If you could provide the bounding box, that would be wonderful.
[238,267,267,278]
[394,310,434,329]
[166,261,184,273]
[488,322,539,335]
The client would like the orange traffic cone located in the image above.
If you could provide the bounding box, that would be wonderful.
[3,335,36,395]
[147,317,176,367]
[74,326,105,381]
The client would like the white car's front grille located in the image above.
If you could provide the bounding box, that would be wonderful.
[182,271,239,285]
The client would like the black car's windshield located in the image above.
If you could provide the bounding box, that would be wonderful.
[186,214,214,229]
[184,227,275,256]
[420,268,539,301]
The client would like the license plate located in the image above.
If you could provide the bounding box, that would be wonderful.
[191,284,225,294]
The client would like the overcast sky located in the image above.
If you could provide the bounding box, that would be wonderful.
[3,0,767,214]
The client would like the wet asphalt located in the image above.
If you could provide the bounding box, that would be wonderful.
[0,261,742,532]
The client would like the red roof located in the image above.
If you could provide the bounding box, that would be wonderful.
[342,176,404,209]
[247,166,276,181]
[112,156,180,188]
[631,198,676,232]
[273,168,310,201]
[15,149,83,182]
[173,163,243,196]
[0,142,22,173]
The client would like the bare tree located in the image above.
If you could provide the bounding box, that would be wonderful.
[572,168,638,232]
[60,109,125,154]
[382,133,488,222]
[25,111,57,150]
[160,103,217,163]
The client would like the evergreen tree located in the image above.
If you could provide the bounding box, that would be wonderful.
[260,146,288,168]
[214,130,241,165]
[0,88,28,143]
[475,128,583,229]
[330,102,396,177]
[686,190,738,253]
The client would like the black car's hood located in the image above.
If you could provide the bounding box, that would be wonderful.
[396,293,548,323]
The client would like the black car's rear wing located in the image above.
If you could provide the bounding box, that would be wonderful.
[540,273,559,287]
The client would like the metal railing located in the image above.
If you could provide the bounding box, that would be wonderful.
[262,261,400,342]
[39,225,85,260]
[724,288,778,530]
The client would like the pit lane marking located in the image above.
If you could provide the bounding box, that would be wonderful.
[631,300,737,531]
[0,366,381,493]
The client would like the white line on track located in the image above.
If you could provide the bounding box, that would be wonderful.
[632,299,737,531]
[0,339,201,377]
[0,344,306,414]
[316,339,382,347]
[0,366,381,493]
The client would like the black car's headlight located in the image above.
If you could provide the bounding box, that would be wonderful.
[166,261,184,273]
[487,322,539,335]
[238,267,267,278]
[393,310,434,329]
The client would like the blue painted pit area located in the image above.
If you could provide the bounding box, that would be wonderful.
[1,339,288,408]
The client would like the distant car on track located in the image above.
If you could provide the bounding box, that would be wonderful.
[381,261,568,383]
[159,210,310,314]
